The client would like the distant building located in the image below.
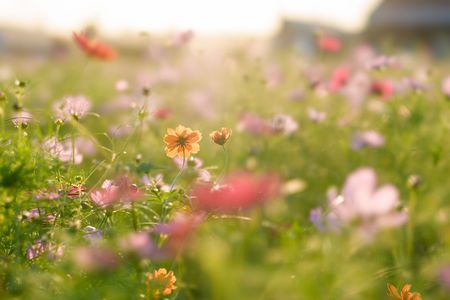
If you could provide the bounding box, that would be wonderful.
[366,0,450,54]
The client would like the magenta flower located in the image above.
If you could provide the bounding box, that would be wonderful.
[90,176,141,207]
[329,66,351,92]
[73,246,119,271]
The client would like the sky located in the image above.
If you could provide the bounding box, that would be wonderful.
[0,0,381,35]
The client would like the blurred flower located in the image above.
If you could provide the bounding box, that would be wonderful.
[387,283,422,300]
[73,32,117,60]
[187,90,216,119]
[367,56,398,70]
[329,66,351,92]
[237,113,271,135]
[442,76,450,97]
[67,185,87,198]
[43,137,83,164]
[326,168,407,236]
[22,208,41,221]
[438,264,450,290]
[73,246,119,271]
[210,127,232,145]
[54,95,91,120]
[264,64,283,89]
[75,137,97,156]
[145,268,177,299]
[371,80,394,99]
[83,226,103,245]
[33,189,60,201]
[164,125,202,158]
[270,114,299,135]
[399,77,428,93]
[308,108,326,123]
[342,72,371,109]
[120,232,156,259]
[115,79,129,92]
[351,130,385,150]
[170,29,193,47]
[191,172,281,213]
[90,177,141,207]
[141,174,171,192]
[173,156,211,183]
[153,107,172,120]
[318,35,342,53]
[282,179,306,195]
[11,111,32,128]
[155,213,204,257]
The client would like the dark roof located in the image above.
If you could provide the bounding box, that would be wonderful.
[368,0,450,29]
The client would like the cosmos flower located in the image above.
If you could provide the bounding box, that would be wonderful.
[73,32,117,60]
[191,172,281,213]
[367,55,398,70]
[287,88,304,101]
[317,35,342,53]
[237,113,271,136]
[269,114,299,135]
[173,156,211,183]
[371,80,394,99]
[163,125,202,158]
[332,168,407,235]
[387,283,422,300]
[90,177,141,207]
[329,66,351,92]
[115,79,129,92]
[264,64,283,89]
[153,107,172,120]
[145,268,177,299]
[351,130,385,150]
[170,29,194,47]
[210,127,232,145]
[11,111,32,128]
[308,108,327,123]
[54,95,92,120]
[119,232,156,259]
[73,246,119,271]
[42,137,83,164]
[438,264,450,290]
[154,213,204,257]
[442,76,450,97]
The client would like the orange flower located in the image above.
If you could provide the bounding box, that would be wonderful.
[387,283,422,300]
[209,127,232,146]
[73,32,117,60]
[164,125,202,158]
[145,268,177,299]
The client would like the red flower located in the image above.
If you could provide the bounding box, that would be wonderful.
[318,36,342,53]
[73,32,117,60]
[371,80,394,100]
[191,172,281,213]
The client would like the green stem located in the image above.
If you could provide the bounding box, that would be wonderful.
[406,189,417,262]
[216,145,229,184]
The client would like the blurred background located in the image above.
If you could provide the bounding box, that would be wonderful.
[1,0,450,58]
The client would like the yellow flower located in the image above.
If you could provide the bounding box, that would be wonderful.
[164,125,202,158]
[387,283,422,300]
[209,127,232,146]
[145,268,177,299]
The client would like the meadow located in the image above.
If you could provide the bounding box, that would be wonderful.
[0,31,449,299]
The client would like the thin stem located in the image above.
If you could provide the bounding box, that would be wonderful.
[216,145,229,184]
[169,151,186,192]
[406,189,417,262]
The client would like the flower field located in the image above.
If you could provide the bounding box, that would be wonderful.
[0,31,449,299]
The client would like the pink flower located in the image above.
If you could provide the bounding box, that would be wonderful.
[264,64,283,89]
[323,168,407,237]
[153,107,172,120]
[120,232,156,259]
[318,35,342,53]
[270,114,299,135]
[54,95,91,120]
[351,130,385,150]
[73,246,119,271]
[287,88,304,101]
[170,30,194,47]
[43,137,83,164]
[367,55,398,70]
[90,177,141,207]
[237,113,271,136]
[442,76,450,97]
[371,80,394,99]
[154,213,204,257]
[26,240,46,260]
[191,172,281,213]
[11,111,32,128]
[115,79,129,92]
[329,66,351,92]
[308,108,326,123]
[67,185,87,198]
